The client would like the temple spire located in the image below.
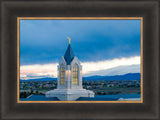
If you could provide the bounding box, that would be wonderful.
[64,38,75,65]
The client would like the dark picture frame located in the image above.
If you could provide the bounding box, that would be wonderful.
[1,0,159,120]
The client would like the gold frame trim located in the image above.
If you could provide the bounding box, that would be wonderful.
[17,17,143,103]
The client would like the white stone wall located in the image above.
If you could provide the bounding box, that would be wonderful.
[58,56,83,90]
[57,56,66,89]
[70,57,82,89]
[46,56,95,101]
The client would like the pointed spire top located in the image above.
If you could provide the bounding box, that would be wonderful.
[67,37,71,44]
[64,38,75,65]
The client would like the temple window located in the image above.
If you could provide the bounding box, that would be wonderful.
[60,67,65,85]
[73,64,78,85]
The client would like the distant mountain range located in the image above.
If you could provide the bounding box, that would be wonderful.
[83,73,140,81]
[20,77,57,82]
[20,73,140,82]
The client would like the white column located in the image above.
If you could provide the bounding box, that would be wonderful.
[70,66,73,89]
[66,65,71,89]
[79,65,83,89]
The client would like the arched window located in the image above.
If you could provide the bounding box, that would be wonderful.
[72,64,78,85]
[60,67,65,85]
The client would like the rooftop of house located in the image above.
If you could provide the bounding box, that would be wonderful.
[20,94,140,101]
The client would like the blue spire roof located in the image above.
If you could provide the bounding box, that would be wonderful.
[64,44,75,65]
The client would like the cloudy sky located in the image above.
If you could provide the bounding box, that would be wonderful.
[20,19,141,80]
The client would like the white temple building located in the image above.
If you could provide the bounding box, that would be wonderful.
[45,38,94,101]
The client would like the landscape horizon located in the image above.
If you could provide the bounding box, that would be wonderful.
[20,72,141,101]
[20,72,141,81]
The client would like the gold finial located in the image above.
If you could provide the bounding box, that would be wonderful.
[67,37,71,44]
